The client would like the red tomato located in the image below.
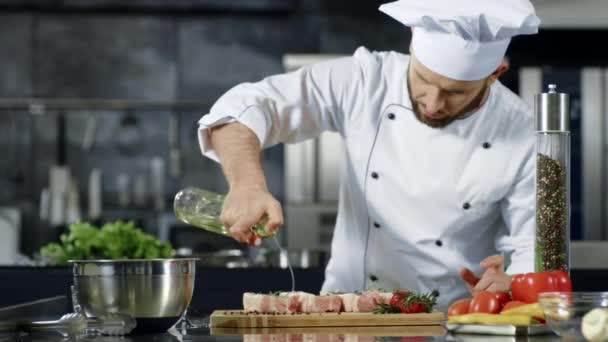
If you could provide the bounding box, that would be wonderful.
[447,298,472,317]
[469,291,501,314]
[510,271,570,303]
[501,300,527,312]
[493,291,511,310]
[549,270,573,292]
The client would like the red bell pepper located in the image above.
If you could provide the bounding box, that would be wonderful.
[510,270,572,303]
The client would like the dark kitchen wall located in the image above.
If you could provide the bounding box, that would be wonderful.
[0,1,412,255]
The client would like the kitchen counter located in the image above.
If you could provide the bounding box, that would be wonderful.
[0,266,599,341]
[2,266,608,314]
[0,325,566,342]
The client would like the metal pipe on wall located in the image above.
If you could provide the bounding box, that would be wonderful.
[581,68,605,240]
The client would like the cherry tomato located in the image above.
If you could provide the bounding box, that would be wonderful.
[389,291,409,305]
[389,291,434,314]
[493,291,511,310]
[389,290,410,312]
[407,302,434,314]
[447,298,472,317]
[469,291,501,314]
[501,300,527,312]
[388,291,408,307]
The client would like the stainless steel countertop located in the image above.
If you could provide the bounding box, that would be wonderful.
[0,327,565,342]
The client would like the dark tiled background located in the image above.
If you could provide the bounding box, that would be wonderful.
[0,0,606,255]
[34,16,177,100]
[0,1,411,254]
[0,14,32,96]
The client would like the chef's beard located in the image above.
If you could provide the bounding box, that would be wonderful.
[407,78,488,129]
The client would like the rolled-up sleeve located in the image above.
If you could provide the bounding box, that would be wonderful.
[198,54,365,162]
[496,139,536,275]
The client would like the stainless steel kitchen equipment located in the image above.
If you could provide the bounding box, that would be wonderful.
[0,207,20,265]
[70,258,198,333]
[0,295,134,337]
[81,116,98,152]
[0,296,68,322]
[0,312,135,337]
[133,174,148,208]
[87,168,103,220]
[534,84,571,272]
[116,110,143,155]
[151,157,166,211]
[445,322,553,336]
[48,165,70,226]
[168,112,181,178]
[116,173,131,208]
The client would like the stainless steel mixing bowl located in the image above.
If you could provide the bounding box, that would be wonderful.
[70,258,198,333]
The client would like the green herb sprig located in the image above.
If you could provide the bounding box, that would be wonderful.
[373,303,401,314]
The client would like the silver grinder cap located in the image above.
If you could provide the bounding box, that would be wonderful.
[535,84,570,132]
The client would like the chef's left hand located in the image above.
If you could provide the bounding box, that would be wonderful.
[459,255,512,296]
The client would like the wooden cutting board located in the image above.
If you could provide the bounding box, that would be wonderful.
[210,310,445,328]
[211,325,446,336]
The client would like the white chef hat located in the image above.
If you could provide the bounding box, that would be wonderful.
[379,0,540,81]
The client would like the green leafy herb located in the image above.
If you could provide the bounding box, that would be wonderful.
[40,220,173,265]
[373,303,401,314]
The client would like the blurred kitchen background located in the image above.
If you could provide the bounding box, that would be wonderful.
[1,0,608,269]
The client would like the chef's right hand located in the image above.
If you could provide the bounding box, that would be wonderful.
[220,185,284,245]
[459,255,511,296]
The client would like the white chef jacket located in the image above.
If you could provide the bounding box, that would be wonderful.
[197,47,535,310]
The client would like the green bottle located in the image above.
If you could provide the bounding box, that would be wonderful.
[173,187,273,242]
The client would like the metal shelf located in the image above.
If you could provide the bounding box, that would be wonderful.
[0,97,210,113]
[0,0,298,13]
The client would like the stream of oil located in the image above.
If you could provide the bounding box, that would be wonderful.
[272,235,295,292]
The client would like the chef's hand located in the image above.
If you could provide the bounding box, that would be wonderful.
[459,255,512,296]
[221,185,283,245]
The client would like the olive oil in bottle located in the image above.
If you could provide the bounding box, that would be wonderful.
[173,187,274,242]
[174,187,294,290]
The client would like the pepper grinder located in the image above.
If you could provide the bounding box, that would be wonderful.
[534,84,571,272]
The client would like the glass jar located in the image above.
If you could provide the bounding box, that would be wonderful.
[534,84,571,272]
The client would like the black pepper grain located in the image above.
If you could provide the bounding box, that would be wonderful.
[536,153,568,271]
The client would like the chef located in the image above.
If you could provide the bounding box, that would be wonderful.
[197,0,541,309]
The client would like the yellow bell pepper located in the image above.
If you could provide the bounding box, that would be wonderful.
[448,313,539,326]
[500,303,545,319]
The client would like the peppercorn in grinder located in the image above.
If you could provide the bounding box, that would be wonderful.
[534,84,570,273]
